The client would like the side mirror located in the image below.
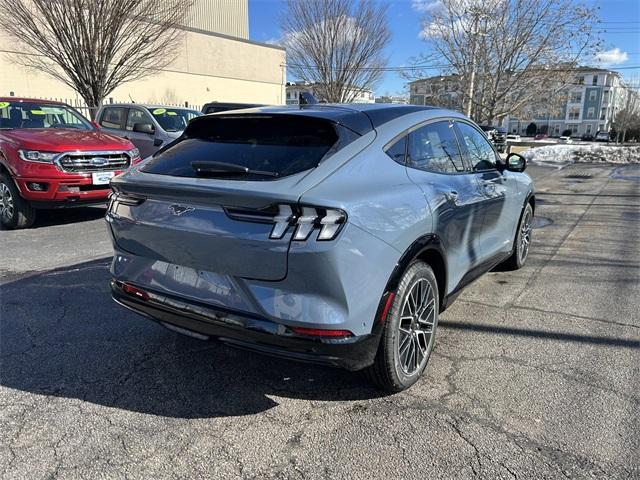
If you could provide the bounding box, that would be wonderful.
[91,121,101,130]
[133,122,155,135]
[506,153,527,172]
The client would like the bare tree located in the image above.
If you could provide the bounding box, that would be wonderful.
[0,0,193,118]
[613,79,640,143]
[407,0,600,124]
[281,0,391,103]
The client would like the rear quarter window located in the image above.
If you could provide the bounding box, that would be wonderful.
[142,115,355,180]
[100,107,125,129]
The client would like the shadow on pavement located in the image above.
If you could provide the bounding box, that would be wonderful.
[0,206,106,231]
[441,321,640,349]
[0,259,385,419]
[5,259,637,420]
[32,206,107,228]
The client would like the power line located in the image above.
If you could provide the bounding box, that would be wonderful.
[285,62,640,72]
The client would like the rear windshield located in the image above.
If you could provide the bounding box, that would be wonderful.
[142,115,352,180]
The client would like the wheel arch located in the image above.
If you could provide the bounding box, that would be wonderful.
[0,151,9,174]
[527,192,535,215]
[373,234,448,336]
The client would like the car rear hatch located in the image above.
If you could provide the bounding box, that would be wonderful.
[107,112,368,281]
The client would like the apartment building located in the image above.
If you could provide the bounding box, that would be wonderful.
[409,75,463,111]
[505,67,626,136]
[0,0,286,109]
[409,67,629,136]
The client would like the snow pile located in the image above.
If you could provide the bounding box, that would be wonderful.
[522,144,640,166]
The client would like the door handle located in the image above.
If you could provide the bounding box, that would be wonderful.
[447,190,459,203]
[484,177,503,184]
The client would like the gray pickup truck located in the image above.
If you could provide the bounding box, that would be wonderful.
[95,104,201,158]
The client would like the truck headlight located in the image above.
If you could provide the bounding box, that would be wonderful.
[18,150,58,163]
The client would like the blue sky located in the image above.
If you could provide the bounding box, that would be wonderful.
[248,0,640,96]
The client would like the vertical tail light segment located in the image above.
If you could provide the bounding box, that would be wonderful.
[269,204,346,241]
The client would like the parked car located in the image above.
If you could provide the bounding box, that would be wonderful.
[506,134,521,141]
[478,125,507,152]
[534,133,548,140]
[595,131,610,142]
[559,136,573,143]
[581,133,594,141]
[107,104,534,392]
[0,98,139,229]
[96,104,201,158]
[201,102,264,114]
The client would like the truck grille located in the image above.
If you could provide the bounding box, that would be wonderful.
[58,151,130,173]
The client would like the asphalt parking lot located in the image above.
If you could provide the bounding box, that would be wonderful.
[1,163,639,479]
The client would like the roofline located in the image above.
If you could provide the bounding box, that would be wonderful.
[177,26,286,51]
[409,66,624,85]
[285,82,374,93]
[0,97,67,104]
[99,103,198,109]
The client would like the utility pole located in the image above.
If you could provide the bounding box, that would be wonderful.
[465,9,487,119]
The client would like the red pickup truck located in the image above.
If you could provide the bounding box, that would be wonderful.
[0,98,140,229]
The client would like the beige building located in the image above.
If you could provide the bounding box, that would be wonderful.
[0,0,285,110]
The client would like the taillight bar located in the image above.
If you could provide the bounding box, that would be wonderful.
[225,203,347,242]
[269,204,346,242]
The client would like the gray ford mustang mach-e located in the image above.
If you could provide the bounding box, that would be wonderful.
[106,104,534,392]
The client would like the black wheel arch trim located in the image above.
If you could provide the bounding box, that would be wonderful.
[526,190,535,214]
[372,234,448,336]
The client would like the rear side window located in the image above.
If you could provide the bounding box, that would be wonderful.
[407,121,465,173]
[142,115,351,180]
[100,107,125,129]
[385,136,406,164]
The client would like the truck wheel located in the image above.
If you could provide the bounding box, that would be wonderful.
[364,261,439,392]
[0,174,36,229]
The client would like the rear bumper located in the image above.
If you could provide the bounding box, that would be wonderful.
[111,280,380,371]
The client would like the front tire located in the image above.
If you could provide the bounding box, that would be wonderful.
[365,261,439,392]
[0,173,36,230]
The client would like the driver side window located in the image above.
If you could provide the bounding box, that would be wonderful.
[456,122,498,171]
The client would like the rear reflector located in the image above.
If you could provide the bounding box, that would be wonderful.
[122,283,150,301]
[291,327,353,338]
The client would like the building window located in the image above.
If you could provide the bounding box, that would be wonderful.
[587,107,595,119]
[568,107,580,120]
[600,109,606,120]
[569,91,582,103]
[577,76,584,85]
[568,124,579,134]
[589,90,597,101]
[586,124,592,134]
[592,75,598,85]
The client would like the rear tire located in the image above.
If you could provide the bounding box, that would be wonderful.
[364,261,439,392]
[502,203,533,270]
[0,173,36,230]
